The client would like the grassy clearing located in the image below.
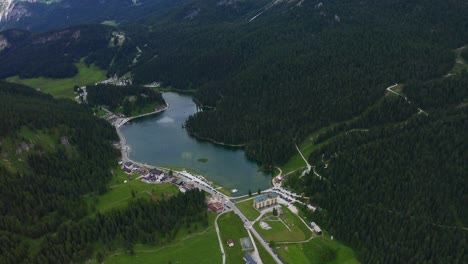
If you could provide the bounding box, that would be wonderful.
[252,235,276,264]
[236,199,260,221]
[86,172,179,213]
[256,206,312,242]
[218,212,250,264]
[0,127,66,173]
[449,46,468,74]
[92,107,108,117]
[103,213,220,264]
[280,125,336,175]
[276,235,359,264]
[7,61,107,99]
[102,20,119,27]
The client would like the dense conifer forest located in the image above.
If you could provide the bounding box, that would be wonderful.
[0,0,467,263]
[0,25,115,79]
[0,82,207,263]
[287,74,468,263]
[124,0,468,165]
[86,84,166,116]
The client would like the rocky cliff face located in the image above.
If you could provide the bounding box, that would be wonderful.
[0,0,52,22]
[0,0,15,22]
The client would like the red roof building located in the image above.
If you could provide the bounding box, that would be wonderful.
[227,239,235,247]
[208,202,223,213]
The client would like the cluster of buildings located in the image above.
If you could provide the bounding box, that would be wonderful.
[103,113,127,127]
[119,160,207,195]
[122,161,138,174]
[142,168,167,183]
[96,74,133,86]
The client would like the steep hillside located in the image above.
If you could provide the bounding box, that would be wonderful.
[0,81,120,262]
[125,0,468,165]
[0,0,187,32]
[287,73,468,263]
[0,24,109,78]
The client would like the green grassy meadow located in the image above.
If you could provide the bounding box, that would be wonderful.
[7,61,107,99]
[86,171,179,213]
[252,235,276,264]
[235,199,261,221]
[218,212,250,264]
[256,206,312,243]
[280,125,336,175]
[276,235,359,264]
[449,46,468,74]
[104,213,221,264]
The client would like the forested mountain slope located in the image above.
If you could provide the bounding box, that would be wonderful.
[287,73,468,263]
[124,0,468,165]
[0,24,114,78]
[0,0,189,32]
[0,82,209,263]
[1,1,466,166]
[0,81,119,262]
[0,0,466,263]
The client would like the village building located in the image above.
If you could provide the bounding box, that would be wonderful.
[176,179,184,186]
[124,161,133,170]
[227,239,234,247]
[184,183,196,190]
[253,192,279,210]
[208,202,224,213]
[123,167,132,174]
[310,222,322,235]
[149,168,164,177]
[243,253,257,264]
[142,168,166,183]
[240,237,254,251]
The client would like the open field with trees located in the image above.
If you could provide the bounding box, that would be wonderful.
[276,235,359,264]
[103,213,220,264]
[86,177,179,213]
[256,206,312,243]
[7,61,107,99]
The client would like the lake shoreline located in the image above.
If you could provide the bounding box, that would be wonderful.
[187,132,246,147]
[119,92,272,195]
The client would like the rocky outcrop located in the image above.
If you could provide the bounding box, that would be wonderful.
[0,0,46,22]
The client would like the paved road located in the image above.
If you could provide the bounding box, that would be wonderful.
[386,83,428,116]
[110,107,284,264]
[296,144,312,177]
[215,212,227,264]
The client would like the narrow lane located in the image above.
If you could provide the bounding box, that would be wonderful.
[215,212,227,264]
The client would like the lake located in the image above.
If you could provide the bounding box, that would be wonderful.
[120,92,272,195]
